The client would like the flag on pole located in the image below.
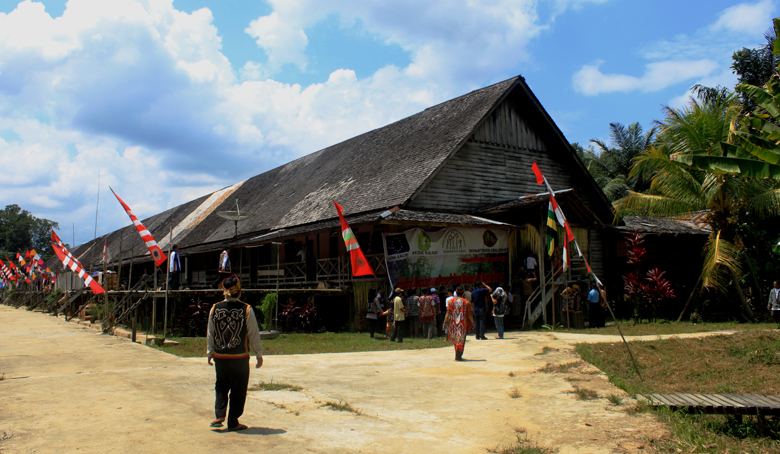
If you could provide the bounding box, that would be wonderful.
[102,239,112,263]
[546,200,557,256]
[0,259,15,282]
[334,201,375,277]
[8,255,31,283]
[110,187,166,267]
[52,229,83,268]
[52,243,105,294]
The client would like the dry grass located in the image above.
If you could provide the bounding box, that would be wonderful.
[568,387,598,400]
[247,380,302,392]
[576,330,780,452]
[508,388,522,398]
[537,321,776,337]
[534,346,558,356]
[536,361,583,374]
[321,400,361,415]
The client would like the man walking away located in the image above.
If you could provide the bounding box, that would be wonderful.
[211,246,231,289]
[470,281,492,340]
[406,288,421,339]
[768,280,780,329]
[207,275,263,431]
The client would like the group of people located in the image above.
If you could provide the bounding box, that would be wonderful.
[366,281,514,358]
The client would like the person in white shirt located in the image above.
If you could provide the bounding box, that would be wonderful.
[768,281,780,328]
[526,254,537,272]
[168,244,182,290]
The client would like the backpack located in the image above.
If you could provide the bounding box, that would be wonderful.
[494,294,509,316]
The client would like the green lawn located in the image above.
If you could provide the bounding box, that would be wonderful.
[151,332,450,357]
[533,320,777,336]
[576,330,780,453]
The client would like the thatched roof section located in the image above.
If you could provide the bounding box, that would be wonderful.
[63,77,522,267]
[615,212,711,235]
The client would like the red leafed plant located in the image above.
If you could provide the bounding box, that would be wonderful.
[623,231,675,322]
[280,296,318,332]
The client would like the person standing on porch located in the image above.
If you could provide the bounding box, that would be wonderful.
[207,275,263,431]
[168,244,181,290]
[444,286,474,361]
[211,246,231,289]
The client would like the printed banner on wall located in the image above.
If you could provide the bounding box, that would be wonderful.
[383,227,509,290]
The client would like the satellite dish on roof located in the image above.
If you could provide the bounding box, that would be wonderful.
[217,200,255,238]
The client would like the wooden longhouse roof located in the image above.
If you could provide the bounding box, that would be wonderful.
[62,75,613,268]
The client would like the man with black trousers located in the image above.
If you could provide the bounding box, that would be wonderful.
[470,281,493,340]
[207,275,263,431]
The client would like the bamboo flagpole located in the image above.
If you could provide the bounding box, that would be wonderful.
[531,162,642,380]
[164,226,172,339]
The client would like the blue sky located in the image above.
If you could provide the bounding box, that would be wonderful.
[0,0,775,246]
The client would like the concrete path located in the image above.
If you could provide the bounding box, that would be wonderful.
[0,305,670,454]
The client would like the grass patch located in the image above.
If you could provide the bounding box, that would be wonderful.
[508,388,522,399]
[569,387,598,400]
[247,380,302,392]
[321,400,361,415]
[488,429,557,454]
[536,361,583,374]
[576,330,780,452]
[534,320,776,337]
[606,394,622,405]
[534,346,557,356]
[564,377,581,382]
[150,332,450,357]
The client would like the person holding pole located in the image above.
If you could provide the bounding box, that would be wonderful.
[207,275,263,431]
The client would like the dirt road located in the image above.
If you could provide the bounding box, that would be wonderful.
[0,305,671,454]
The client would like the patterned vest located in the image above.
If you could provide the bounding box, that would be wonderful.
[212,299,252,359]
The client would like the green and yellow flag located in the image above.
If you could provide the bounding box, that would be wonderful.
[546,200,557,256]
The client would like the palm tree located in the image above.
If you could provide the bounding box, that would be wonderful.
[588,122,658,201]
[616,92,780,319]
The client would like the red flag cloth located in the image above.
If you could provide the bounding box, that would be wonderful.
[52,243,105,294]
[110,187,166,267]
[0,259,15,281]
[8,255,31,283]
[531,162,544,185]
[52,229,84,268]
[333,201,375,277]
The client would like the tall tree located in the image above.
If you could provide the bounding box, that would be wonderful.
[588,122,658,201]
[617,89,780,319]
[732,25,780,111]
[0,204,59,260]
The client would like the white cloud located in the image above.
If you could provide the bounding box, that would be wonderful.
[0,0,605,242]
[573,0,776,96]
[711,0,775,35]
[573,60,718,95]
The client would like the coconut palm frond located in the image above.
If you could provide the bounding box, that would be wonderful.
[746,187,780,217]
[700,231,742,295]
[602,176,629,201]
[614,191,697,218]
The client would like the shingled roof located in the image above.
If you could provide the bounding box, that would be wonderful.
[65,77,522,267]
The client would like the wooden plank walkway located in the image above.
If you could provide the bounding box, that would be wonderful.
[643,393,780,416]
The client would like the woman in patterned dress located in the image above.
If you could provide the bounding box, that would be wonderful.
[443,285,474,361]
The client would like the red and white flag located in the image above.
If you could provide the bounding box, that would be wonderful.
[0,259,15,282]
[52,243,105,294]
[110,187,166,267]
[52,229,83,268]
[334,201,375,277]
[8,255,31,284]
[102,239,112,263]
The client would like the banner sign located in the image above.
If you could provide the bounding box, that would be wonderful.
[383,227,509,290]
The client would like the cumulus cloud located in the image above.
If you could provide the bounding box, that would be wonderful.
[0,0,603,241]
[573,60,719,95]
[711,0,775,35]
[572,0,776,96]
